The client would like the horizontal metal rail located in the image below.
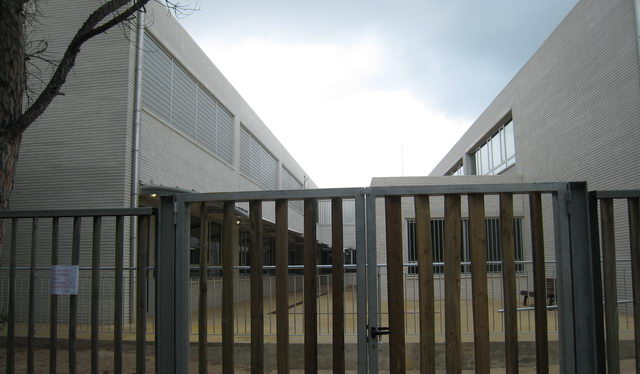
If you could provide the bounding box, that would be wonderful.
[369,182,567,197]
[177,188,365,203]
[0,208,155,218]
[594,190,640,199]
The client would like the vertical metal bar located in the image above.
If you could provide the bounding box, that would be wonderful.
[27,218,38,374]
[69,217,81,374]
[499,193,518,374]
[599,198,619,374]
[366,192,379,374]
[415,195,435,374]
[355,193,367,374]
[157,196,176,372]
[114,215,124,374]
[175,200,192,374]
[137,215,150,374]
[199,203,209,374]
[444,195,461,374]
[304,198,318,373]
[275,199,289,374]
[7,218,17,374]
[385,196,406,374]
[250,200,264,373]
[571,184,605,373]
[222,201,237,374]
[530,192,549,374]
[49,217,59,374]
[91,216,102,374]
[468,194,490,374]
[628,197,640,373]
[332,197,345,374]
[553,187,576,374]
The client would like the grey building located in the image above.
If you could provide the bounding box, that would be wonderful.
[3,1,317,322]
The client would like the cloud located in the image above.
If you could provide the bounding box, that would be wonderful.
[197,37,471,187]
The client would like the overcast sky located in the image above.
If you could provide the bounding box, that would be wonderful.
[177,0,578,188]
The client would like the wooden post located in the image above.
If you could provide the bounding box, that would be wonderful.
[222,201,237,374]
[27,218,38,374]
[250,200,264,373]
[530,192,549,374]
[332,198,345,374]
[69,217,81,374]
[199,203,209,374]
[444,194,462,374]
[49,217,59,374]
[114,215,124,374]
[468,194,490,374]
[414,195,435,374]
[304,199,318,373]
[91,216,102,374]
[136,215,150,374]
[600,199,619,374]
[500,193,518,374]
[628,198,640,373]
[275,199,289,374]
[7,218,17,374]
[385,196,406,374]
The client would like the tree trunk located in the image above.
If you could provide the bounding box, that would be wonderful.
[0,2,27,256]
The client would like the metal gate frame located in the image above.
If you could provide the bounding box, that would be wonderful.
[154,182,605,373]
[364,182,604,374]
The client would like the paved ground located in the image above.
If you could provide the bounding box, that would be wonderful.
[0,348,635,373]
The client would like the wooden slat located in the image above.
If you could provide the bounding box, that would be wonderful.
[385,196,406,374]
[114,215,124,374]
[250,200,264,373]
[331,198,345,374]
[600,199,619,374]
[444,194,462,374]
[199,203,209,374]
[500,192,519,374]
[27,218,38,374]
[628,198,640,373]
[468,194,490,374]
[91,216,102,374]
[529,192,549,374]
[304,198,318,373]
[7,218,17,374]
[136,215,150,374]
[275,199,290,374]
[414,195,435,374]
[69,217,81,374]
[49,217,59,374]
[222,201,237,374]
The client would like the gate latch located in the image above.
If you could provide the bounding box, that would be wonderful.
[370,326,390,338]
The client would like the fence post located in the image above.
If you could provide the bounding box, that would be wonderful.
[553,182,605,374]
[156,195,190,374]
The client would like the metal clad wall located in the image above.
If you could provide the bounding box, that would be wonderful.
[240,127,278,190]
[141,33,233,165]
[141,36,172,123]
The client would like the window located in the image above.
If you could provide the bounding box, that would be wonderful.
[240,127,279,190]
[141,33,234,164]
[282,167,304,212]
[406,217,524,274]
[474,120,515,175]
[448,163,464,176]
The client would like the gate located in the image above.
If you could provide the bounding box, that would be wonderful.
[1,182,618,373]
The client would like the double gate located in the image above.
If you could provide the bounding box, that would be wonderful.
[3,181,635,373]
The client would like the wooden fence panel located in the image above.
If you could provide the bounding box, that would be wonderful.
[332,198,345,374]
[415,195,435,374]
[385,196,406,374]
[222,201,237,374]
[530,192,549,374]
[304,199,318,373]
[444,194,462,374]
[250,200,265,373]
[500,193,518,374]
[275,199,289,374]
[468,194,490,374]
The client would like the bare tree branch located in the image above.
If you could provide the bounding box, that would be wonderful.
[7,0,153,140]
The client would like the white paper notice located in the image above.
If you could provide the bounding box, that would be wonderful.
[50,265,79,295]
